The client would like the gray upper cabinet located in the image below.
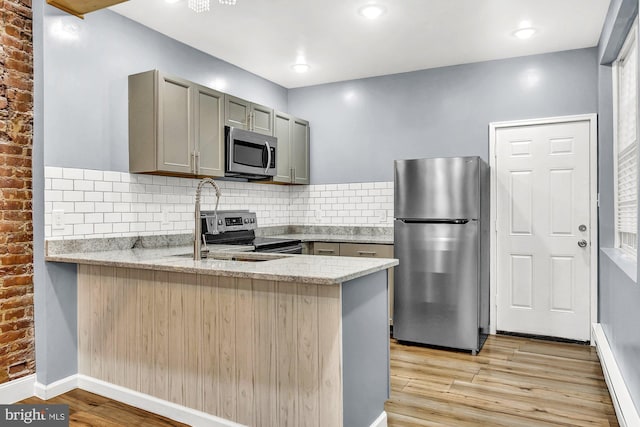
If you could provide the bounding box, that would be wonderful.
[274,112,292,182]
[224,94,274,136]
[273,111,310,184]
[292,117,310,185]
[195,85,224,176]
[129,70,224,177]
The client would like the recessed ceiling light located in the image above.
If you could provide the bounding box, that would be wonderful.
[292,63,310,73]
[359,4,386,20]
[513,27,537,40]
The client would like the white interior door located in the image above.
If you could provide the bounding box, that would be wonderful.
[495,119,592,341]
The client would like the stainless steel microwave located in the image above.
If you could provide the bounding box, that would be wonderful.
[225,126,277,180]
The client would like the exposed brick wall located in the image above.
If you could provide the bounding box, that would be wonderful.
[0,0,34,384]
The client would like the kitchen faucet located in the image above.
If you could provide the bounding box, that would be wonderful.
[194,178,221,260]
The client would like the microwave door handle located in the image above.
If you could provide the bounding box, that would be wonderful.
[264,141,271,174]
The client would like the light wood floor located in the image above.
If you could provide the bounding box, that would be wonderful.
[386,334,619,427]
[18,334,618,426]
[20,388,188,426]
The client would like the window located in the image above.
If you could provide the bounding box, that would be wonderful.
[614,19,639,258]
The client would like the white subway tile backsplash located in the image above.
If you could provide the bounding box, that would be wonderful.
[46,190,63,202]
[122,213,137,222]
[113,183,131,193]
[113,223,130,233]
[84,169,103,181]
[44,167,394,239]
[51,179,73,191]
[74,224,94,235]
[65,213,84,225]
[45,167,63,179]
[95,181,113,192]
[85,213,104,224]
[75,202,95,213]
[103,171,121,182]
[74,180,93,192]
[94,202,113,213]
[94,223,113,234]
[63,168,84,180]
[63,191,83,202]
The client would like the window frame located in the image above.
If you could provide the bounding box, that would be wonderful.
[613,17,639,259]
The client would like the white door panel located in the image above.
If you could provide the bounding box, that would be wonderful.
[496,120,591,341]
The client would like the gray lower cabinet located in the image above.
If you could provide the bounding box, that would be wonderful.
[129,70,224,177]
[274,111,310,184]
[224,94,274,136]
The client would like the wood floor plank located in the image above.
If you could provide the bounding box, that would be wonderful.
[18,389,189,426]
[518,340,599,361]
[475,366,611,397]
[387,411,450,427]
[449,380,617,418]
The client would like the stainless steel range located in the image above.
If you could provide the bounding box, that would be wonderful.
[200,210,302,254]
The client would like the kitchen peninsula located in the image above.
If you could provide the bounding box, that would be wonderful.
[46,241,397,427]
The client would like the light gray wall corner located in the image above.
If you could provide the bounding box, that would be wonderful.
[34,0,79,386]
[288,48,598,185]
[42,263,78,384]
[342,270,389,427]
[598,0,638,64]
[43,4,288,172]
[32,0,47,384]
[598,64,615,249]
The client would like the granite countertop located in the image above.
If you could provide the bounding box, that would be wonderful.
[46,244,398,285]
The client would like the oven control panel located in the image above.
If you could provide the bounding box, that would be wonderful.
[201,210,257,234]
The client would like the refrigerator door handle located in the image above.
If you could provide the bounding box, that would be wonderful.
[399,219,471,224]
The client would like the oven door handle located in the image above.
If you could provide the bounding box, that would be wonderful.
[264,141,271,174]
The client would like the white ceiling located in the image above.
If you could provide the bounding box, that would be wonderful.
[110,0,611,89]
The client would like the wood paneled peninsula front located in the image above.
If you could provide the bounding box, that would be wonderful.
[46,245,397,427]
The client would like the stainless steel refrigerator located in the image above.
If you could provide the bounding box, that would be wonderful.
[393,156,489,354]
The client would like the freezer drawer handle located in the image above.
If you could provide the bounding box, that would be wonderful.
[317,249,336,254]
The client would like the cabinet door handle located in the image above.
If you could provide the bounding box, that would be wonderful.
[192,151,197,174]
[317,249,335,254]
[195,151,200,175]
[357,251,377,256]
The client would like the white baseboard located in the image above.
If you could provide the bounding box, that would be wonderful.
[592,323,640,427]
[370,410,387,427]
[34,375,78,400]
[77,375,245,427]
[0,374,36,404]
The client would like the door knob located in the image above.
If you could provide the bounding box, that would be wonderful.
[578,239,588,248]
[579,224,587,232]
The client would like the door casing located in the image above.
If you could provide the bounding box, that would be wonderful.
[488,114,598,343]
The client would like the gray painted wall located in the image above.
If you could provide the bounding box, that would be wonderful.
[43,5,288,172]
[288,48,598,185]
[34,0,80,386]
[597,0,640,414]
[342,270,389,427]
